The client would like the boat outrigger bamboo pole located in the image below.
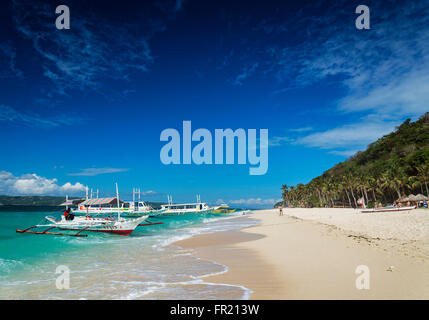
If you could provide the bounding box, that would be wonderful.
[116,183,120,220]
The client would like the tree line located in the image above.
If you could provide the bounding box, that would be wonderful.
[279,113,429,208]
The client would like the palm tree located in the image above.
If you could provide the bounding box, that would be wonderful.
[412,164,429,195]
[367,176,379,203]
[340,175,353,207]
[289,186,296,206]
[312,177,324,207]
[281,184,289,206]
[343,172,358,208]
[381,165,406,200]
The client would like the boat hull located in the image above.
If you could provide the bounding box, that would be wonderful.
[58,227,135,236]
[360,206,416,213]
[157,209,214,216]
[46,215,148,236]
[72,208,161,216]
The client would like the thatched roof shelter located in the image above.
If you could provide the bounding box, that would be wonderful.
[398,194,429,203]
[414,194,429,201]
[397,195,409,202]
[408,194,418,201]
[397,194,415,202]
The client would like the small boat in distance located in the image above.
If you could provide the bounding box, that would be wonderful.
[360,205,416,213]
[212,204,237,214]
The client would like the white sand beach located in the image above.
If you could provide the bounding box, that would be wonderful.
[175,208,429,299]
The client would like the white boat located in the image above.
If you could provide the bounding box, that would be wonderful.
[17,213,148,237]
[41,214,148,236]
[360,205,416,213]
[16,184,160,237]
[159,195,213,215]
[73,198,160,216]
[72,188,164,216]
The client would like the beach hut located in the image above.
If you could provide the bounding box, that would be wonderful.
[396,195,408,203]
[414,194,429,201]
[413,194,429,208]
[408,194,418,202]
[396,194,421,207]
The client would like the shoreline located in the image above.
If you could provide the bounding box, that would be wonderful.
[174,208,429,299]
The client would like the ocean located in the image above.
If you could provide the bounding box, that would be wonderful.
[0,211,257,299]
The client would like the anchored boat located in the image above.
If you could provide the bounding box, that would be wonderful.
[16,184,162,237]
[16,215,149,237]
[159,195,213,215]
[360,205,416,213]
[211,204,237,214]
[72,188,164,217]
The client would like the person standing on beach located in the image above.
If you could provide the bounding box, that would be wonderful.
[279,205,283,216]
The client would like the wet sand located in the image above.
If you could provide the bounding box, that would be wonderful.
[174,209,429,299]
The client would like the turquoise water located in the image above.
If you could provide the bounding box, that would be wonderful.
[0,211,256,299]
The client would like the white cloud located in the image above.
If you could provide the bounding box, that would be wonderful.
[68,168,129,176]
[0,171,86,196]
[0,105,81,128]
[289,1,429,121]
[217,197,278,208]
[0,43,22,78]
[328,150,359,157]
[234,63,259,86]
[269,136,294,147]
[289,127,313,132]
[229,198,280,206]
[216,199,226,205]
[271,120,399,152]
[338,70,429,117]
[295,121,398,150]
[142,190,157,196]
[234,1,429,155]
[12,1,157,95]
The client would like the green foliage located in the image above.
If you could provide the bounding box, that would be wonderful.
[0,195,164,210]
[280,112,429,207]
[0,196,67,206]
[274,201,283,208]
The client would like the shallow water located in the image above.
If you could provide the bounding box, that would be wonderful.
[0,211,257,299]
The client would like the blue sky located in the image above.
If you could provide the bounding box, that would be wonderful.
[0,0,428,207]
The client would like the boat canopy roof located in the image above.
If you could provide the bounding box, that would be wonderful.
[163,202,206,207]
[80,197,119,206]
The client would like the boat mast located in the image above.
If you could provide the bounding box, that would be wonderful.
[116,183,120,220]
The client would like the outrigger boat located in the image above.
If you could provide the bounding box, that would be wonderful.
[211,204,237,214]
[72,188,165,217]
[360,205,416,213]
[16,184,163,237]
[16,215,149,237]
